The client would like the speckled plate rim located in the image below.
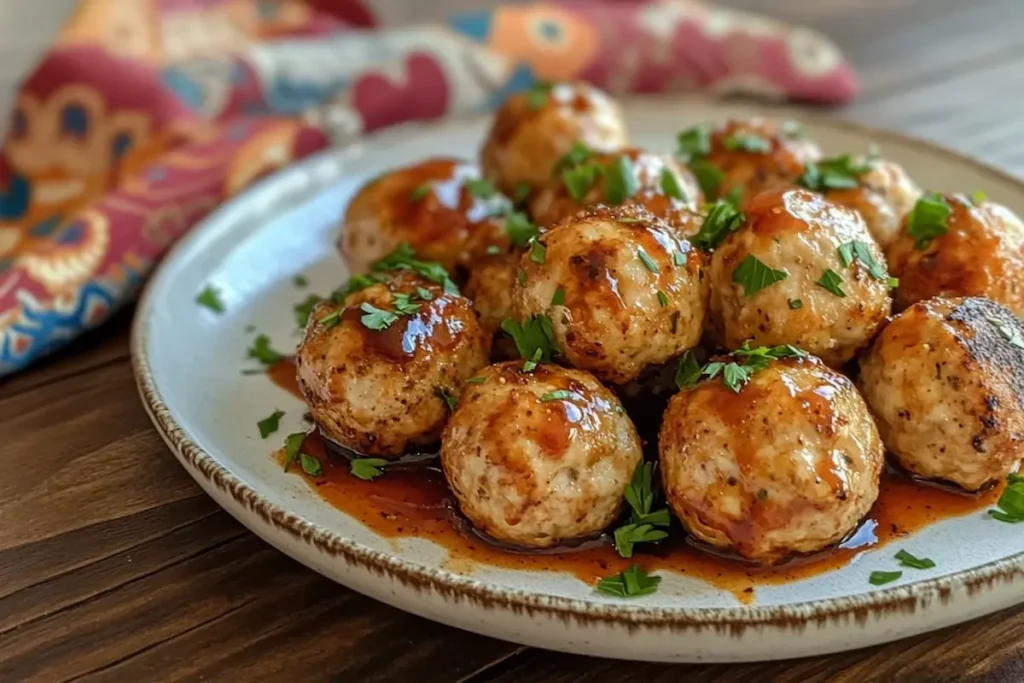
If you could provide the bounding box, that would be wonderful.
[131,95,1024,633]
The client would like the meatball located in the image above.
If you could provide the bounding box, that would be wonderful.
[296,271,491,456]
[822,158,921,249]
[339,158,509,276]
[512,204,709,385]
[440,361,642,548]
[464,245,520,334]
[886,193,1024,316]
[708,188,892,366]
[859,297,1024,491]
[660,356,884,564]
[678,118,821,203]
[529,147,703,232]
[480,81,628,196]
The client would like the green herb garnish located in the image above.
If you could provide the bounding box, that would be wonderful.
[722,133,772,154]
[788,298,803,310]
[333,273,385,301]
[657,290,669,307]
[674,350,702,389]
[553,141,594,175]
[637,248,659,274]
[869,570,902,586]
[351,457,389,481]
[562,163,600,201]
[318,310,342,329]
[196,286,225,313]
[513,182,532,205]
[435,386,458,411]
[972,190,988,205]
[294,294,323,328]
[247,334,286,365]
[690,160,723,198]
[371,243,459,294]
[989,473,1024,523]
[816,269,847,297]
[596,564,661,597]
[360,302,400,331]
[613,461,672,558]
[517,268,527,286]
[552,288,565,306]
[466,178,497,199]
[525,81,553,109]
[660,167,687,201]
[465,376,487,385]
[293,274,308,288]
[540,390,574,402]
[676,124,712,160]
[987,316,1024,349]
[837,240,887,280]
[529,239,547,264]
[501,315,557,365]
[732,255,788,296]
[505,211,539,246]
[410,184,431,202]
[906,192,952,250]
[692,199,745,250]
[799,154,875,192]
[282,431,306,472]
[895,549,935,569]
[300,453,322,477]
[257,410,285,439]
[604,156,639,205]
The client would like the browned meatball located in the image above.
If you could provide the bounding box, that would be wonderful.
[480,82,628,196]
[708,188,892,366]
[339,158,508,276]
[821,158,921,249]
[512,205,709,385]
[296,271,491,456]
[441,361,642,548]
[660,356,884,564]
[679,118,821,203]
[859,297,1024,491]
[529,147,703,232]
[886,193,1024,316]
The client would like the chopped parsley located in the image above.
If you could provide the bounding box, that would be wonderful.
[360,302,400,331]
[614,461,671,558]
[604,156,639,205]
[552,287,566,306]
[692,199,745,250]
[732,255,788,296]
[350,457,389,481]
[282,432,306,472]
[485,245,502,256]
[465,178,497,199]
[416,286,433,301]
[517,268,527,286]
[673,251,686,266]
[989,473,1024,523]
[660,167,687,201]
[300,453,322,477]
[513,183,532,205]
[895,549,935,570]
[596,564,661,598]
[906,192,952,250]
[657,290,669,307]
[391,292,422,315]
[465,376,487,385]
[318,309,342,329]
[637,248,659,273]
[682,342,806,393]
[869,570,902,586]
[799,154,875,192]
[435,386,458,411]
[501,315,558,366]
[540,389,574,402]
[816,269,847,297]
[294,294,324,328]
[971,190,988,205]
[371,243,459,294]
[987,316,1024,349]
[196,285,225,313]
[837,240,887,280]
[553,141,594,175]
[674,350,703,389]
[257,410,285,439]
[293,274,308,288]
[690,159,724,199]
[788,298,803,310]
[676,124,712,160]
[781,120,806,139]
[522,348,543,373]
[409,184,431,202]
[562,163,600,201]
[529,239,547,264]
[525,81,553,109]
[247,334,286,365]
[722,133,772,154]
[332,273,385,301]
[505,211,539,246]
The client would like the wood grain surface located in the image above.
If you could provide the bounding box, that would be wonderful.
[4,1,1024,681]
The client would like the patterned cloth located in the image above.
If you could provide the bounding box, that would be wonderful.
[0,0,857,376]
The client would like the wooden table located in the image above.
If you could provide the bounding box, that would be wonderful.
[5,1,1024,680]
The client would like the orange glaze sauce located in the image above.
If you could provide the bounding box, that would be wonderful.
[267,357,1002,603]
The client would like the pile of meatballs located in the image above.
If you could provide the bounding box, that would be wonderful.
[296,82,1024,566]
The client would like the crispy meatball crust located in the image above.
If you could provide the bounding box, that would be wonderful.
[824,158,921,250]
[296,272,491,457]
[441,361,642,548]
[709,188,892,366]
[339,158,509,276]
[859,297,1024,491]
[480,82,628,196]
[886,194,1024,316]
[512,205,709,385]
[660,357,885,564]
[529,147,703,231]
[693,119,821,203]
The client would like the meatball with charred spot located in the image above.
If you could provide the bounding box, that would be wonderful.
[859,297,1024,491]
[660,356,885,565]
[679,118,821,204]
[441,361,642,548]
[529,147,703,231]
[480,82,628,196]
[339,158,509,277]
[512,205,709,385]
[821,157,921,250]
[296,271,491,457]
[708,188,892,367]
[886,193,1024,317]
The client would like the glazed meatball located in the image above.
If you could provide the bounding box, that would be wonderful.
[441,361,642,548]
[512,205,709,385]
[339,158,509,276]
[296,271,491,456]
[886,193,1024,316]
[859,297,1024,491]
[464,245,521,334]
[708,188,892,366]
[660,356,884,564]
[529,147,703,232]
[678,118,821,203]
[822,157,921,249]
[480,81,628,196]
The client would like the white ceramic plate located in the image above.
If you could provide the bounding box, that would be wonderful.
[133,96,1024,663]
